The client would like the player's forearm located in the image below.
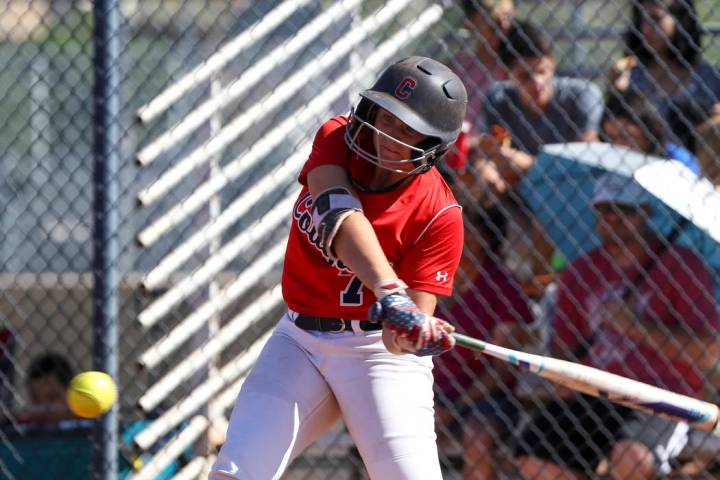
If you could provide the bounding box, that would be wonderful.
[333,212,397,287]
[306,164,398,287]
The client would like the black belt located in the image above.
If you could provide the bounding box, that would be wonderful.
[294,314,382,333]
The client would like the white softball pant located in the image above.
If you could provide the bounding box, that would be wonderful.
[209,311,442,480]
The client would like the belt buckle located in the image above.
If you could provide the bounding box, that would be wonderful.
[328,318,346,333]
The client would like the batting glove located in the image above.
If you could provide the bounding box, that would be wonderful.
[369,279,455,356]
[369,279,425,342]
[414,317,455,356]
[381,313,455,356]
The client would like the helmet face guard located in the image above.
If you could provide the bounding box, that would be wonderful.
[344,105,443,175]
[345,56,467,178]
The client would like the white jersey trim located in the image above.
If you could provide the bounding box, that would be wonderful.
[413,204,462,247]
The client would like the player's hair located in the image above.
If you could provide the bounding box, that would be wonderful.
[499,20,554,67]
[601,90,667,156]
[625,0,702,67]
[27,352,75,388]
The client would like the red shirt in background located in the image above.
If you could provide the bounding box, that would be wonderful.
[434,258,534,400]
[553,240,720,397]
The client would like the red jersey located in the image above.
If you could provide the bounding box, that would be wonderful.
[553,240,720,397]
[282,116,464,319]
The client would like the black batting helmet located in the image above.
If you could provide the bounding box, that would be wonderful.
[345,56,467,175]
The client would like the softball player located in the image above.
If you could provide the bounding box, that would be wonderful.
[210,56,467,479]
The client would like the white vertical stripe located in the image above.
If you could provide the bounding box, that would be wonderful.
[655,421,689,475]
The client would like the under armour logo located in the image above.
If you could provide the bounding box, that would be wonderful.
[394,76,417,99]
[435,271,448,282]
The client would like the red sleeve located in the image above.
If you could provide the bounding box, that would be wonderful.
[398,205,463,296]
[298,116,349,186]
[552,262,591,355]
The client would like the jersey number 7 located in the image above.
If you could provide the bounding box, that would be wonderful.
[341,275,363,306]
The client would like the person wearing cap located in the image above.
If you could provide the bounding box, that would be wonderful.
[211,57,467,479]
[512,173,720,479]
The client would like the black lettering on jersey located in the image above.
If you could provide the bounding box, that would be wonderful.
[293,192,351,273]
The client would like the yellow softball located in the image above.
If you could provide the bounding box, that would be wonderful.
[67,371,117,419]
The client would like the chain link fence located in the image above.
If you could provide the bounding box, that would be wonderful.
[1,0,720,478]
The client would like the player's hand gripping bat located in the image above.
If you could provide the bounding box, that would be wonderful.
[452,333,720,436]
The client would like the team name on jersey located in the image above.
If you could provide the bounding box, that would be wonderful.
[293,192,351,272]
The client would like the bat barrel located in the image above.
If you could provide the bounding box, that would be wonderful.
[452,332,546,373]
[452,332,720,435]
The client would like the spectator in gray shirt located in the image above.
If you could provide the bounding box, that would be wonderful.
[477,20,603,190]
[469,20,603,295]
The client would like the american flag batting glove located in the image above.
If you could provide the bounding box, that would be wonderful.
[414,317,455,356]
[369,279,425,343]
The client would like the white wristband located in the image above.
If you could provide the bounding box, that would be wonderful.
[373,279,408,300]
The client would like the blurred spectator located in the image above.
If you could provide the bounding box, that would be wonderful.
[609,0,720,152]
[693,113,720,319]
[665,95,714,155]
[514,173,720,479]
[434,206,534,479]
[17,352,76,424]
[452,0,515,130]
[696,114,720,188]
[479,20,603,183]
[672,429,720,476]
[0,350,182,479]
[445,1,515,175]
[467,20,602,295]
[602,89,699,172]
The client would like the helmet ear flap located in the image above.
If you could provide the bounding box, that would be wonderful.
[414,137,445,171]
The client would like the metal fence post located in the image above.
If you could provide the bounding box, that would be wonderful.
[93,0,120,479]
